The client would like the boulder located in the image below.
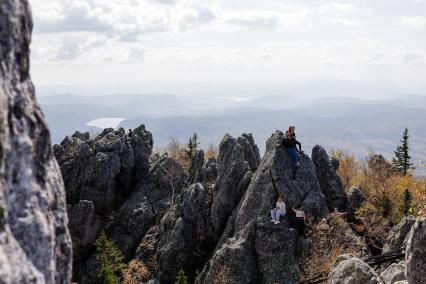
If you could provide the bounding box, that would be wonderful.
[383,216,416,253]
[312,145,348,212]
[379,261,406,284]
[0,0,72,282]
[347,187,366,221]
[406,217,426,284]
[328,255,383,284]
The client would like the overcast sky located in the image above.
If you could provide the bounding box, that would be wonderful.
[30,0,426,96]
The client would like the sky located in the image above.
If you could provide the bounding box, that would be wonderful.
[30,0,426,96]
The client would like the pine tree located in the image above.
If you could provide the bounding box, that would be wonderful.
[95,231,126,284]
[185,133,200,162]
[392,128,413,175]
[175,270,189,284]
[402,188,413,216]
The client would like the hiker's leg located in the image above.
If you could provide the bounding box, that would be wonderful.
[271,209,276,220]
[276,210,282,220]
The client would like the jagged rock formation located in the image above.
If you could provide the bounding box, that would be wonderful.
[188,149,205,184]
[0,0,72,282]
[54,126,152,214]
[197,131,327,284]
[347,186,366,221]
[406,217,426,284]
[312,145,348,212]
[328,255,383,284]
[383,216,416,253]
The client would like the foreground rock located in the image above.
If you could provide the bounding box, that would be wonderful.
[0,0,72,282]
[379,261,406,284]
[328,255,383,284]
[312,145,348,212]
[406,217,426,284]
[383,216,416,253]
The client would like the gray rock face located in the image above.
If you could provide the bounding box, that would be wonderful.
[0,1,72,282]
[156,183,212,283]
[197,131,327,284]
[55,126,153,214]
[383,216,416,253]
[201,157,217,183]
[211,134,254,237]
[233,132,327,233]
[379,261,406,284]
[189,150,205,184]
[347,186,366,221]
[406,217,426,284]
[68,200,101,262]
[312,145,348,212]
[328,255,383,284]
[110,155,186,257]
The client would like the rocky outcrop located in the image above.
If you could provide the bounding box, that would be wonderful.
[201,157,217,182]
[379,261,406,284]
[347,186,366,221]
[197,131,327,284]
[68,200,101,262]
[155,183,213,283]
[0,0,72,282]
[312,145,348,212]
[383,216,416,253]
[109,154,186,257]
[405,217,426,284]
[54,126,152,214]
[210,134,254,237]
[328,255,383,284]
[188,150,205,184]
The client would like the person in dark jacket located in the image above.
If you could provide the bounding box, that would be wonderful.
[281,126,302,179]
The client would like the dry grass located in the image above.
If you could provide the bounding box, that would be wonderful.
[122,260,151,284]
[299,216,367,281]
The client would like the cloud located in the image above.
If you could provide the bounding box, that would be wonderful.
[178,4,216,31]
[53,34,107,60]
[403,53,423,63]
[400,16,426,27]
[225,11,280,30]
[319,3,355,15]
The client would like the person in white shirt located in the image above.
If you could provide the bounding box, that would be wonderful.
[271,195,286,224]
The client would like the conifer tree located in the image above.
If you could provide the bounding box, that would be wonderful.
[402,188,413,216]
[95,231,126,284]
[392,128,413,175]
[175,270,189,284]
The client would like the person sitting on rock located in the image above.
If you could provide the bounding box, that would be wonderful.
[270,195,286,224]
[316,218,330,232]
[281,127,302,179]
[293,204,307,237]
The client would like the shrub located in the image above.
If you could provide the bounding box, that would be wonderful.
[122,260,151,284]
[175,270,189,284]
[95,231,126,284]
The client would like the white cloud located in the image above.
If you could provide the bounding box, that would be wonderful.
[224,11,280,29]
[403,53,423,63]
[319,3,355,15]
[400,16,426,27]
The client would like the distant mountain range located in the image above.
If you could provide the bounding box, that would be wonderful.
[39,88,426,162]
